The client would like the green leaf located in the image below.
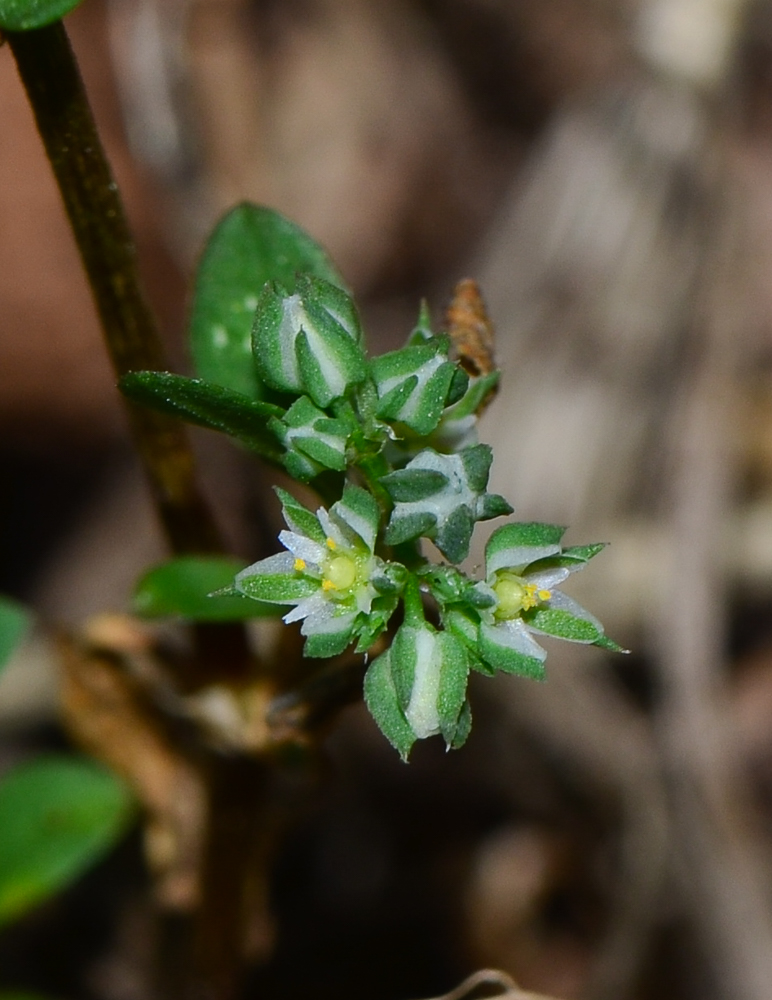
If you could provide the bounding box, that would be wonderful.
[0,0,83,30]
[364,651,415,761]
[0,596,31,676]
[133,557,282,621]
[119,371,284,461]
[0,755,133,927]
[190,203,344,398]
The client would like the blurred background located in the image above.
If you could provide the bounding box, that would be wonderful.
[4,0,772,998]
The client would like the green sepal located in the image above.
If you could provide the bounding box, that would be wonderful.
[593,634,629,653]
[524,607,601,643]
[446,367,470,407]
[448,699,472,749]
[384,511,436,547]
[0,0,83,30]
[559,543,607,564]
[371,341,458,436]
[479,494,515,520]
[364,650,416,761]
[119,371,284,461]
[381,467,449,503]
[439,505,476,565]
[479,625,546,680]
[441,608,492,675]
[0,755,133,927]
[354,595,400,653]
[331,484,381,552]
[133,557,282,621]
[485,522,567,575]
[435,632,470,745]
[275,487,327,544]
[235,560,319,603]
[0,596,31,676]
[190,203,343,398]
[446,371,499,420]
[407,300,435,345]
[303,620,355,659]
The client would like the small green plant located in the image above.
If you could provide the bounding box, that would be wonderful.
[0,2,624,994]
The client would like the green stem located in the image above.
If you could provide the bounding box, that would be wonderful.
[6,20,221,558]
[402,573,425,625]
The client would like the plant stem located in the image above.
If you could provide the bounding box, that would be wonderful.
[6,20,221,557]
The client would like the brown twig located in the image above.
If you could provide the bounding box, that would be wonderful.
[7,20,221,558]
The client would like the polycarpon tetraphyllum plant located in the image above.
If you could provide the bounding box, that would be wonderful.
[121,203,625,760]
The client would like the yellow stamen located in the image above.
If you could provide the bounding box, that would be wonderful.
[538,589,552,601]
[322,579,336,592]
[326,537,337,550]
[294,558,306,572]
[521,583,539,611]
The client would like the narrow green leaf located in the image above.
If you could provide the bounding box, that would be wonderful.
[0,0,83,30]
[190,203,344,398]
[0,596,31,676]
[119,371,284,461]
[0,755,133,927]
[133,557,282,621]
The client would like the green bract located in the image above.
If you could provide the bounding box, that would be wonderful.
[127,200,624,759]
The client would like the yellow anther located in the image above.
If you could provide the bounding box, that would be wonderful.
[322,579,336,592]
[294,558,306,572]
[326,537,337,550]
[538,589,552,601]
[521,583,539,611]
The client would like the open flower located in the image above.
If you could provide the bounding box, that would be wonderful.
[466,522,623,679]
[235,485,400,657]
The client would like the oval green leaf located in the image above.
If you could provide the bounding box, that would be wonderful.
[0,596,31,677]
[0,0,83,30]
[190,203,345,399]
[133,556,285,621]
[0,755,133,927]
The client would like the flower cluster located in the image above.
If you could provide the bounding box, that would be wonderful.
[125,205,624,760]
[232,277,624,758]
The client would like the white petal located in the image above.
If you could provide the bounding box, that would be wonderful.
[316,508,348,549]
[544,590,603,633]
[237,551,295,580]
[278,530,325,566]
[482,618,547,662]
[301,608,357,638]
[524,566,570,591]
[283,592,326,624]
